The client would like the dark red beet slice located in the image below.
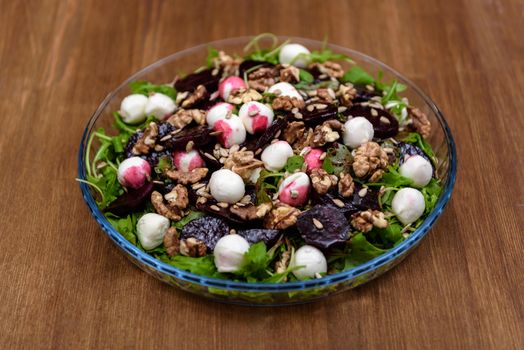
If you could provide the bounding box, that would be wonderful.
[238,60,275,77]
[243,116,288,151]
[344,105,398,139]
[104,182,154,216]
[162,126,213,150]
[301,105,338,126]
[180,217,229,251]
[311,185,380,217]
[174,69,221,92]
[353,85,380,103]
[296,205,350,249]
[237,229,281,245]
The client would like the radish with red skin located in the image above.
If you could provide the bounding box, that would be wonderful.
[206,102,234,128]
[239,101,274,134]
[278,172,310,207]
[117,157,151,189]
[213,115,246,148]
[218,76,246,100]
[301,147,323,172]
[172,150,205,172]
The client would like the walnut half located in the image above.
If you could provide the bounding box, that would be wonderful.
[264,203,301,230]
[163,227,180,256]
[352,142,388,179]
[165,168,208,185]
[409,107,431,138]
[132,122,158,155]
[230,202,272,221]
[310,168,333,195]
[351,210,388,232]
[180,237,207,257]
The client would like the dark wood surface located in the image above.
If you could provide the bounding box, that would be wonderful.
[1,0,523,348]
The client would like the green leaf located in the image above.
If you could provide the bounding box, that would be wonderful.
[421,178,442,214]
[206,46,219,67]
[284,155,305,173]
[323,144,352,175]
[130,81,177,101]
[236,242,278,280]
[299,69,314,83]
[297,48,352,64]
[154,155,172,175]
[342,66,374,85]
[173,211,206,229]
[401,132,436,163]
[255,169,284,204]
[344,233,387,268]
[105,213,139,245]
[161,255,222,278]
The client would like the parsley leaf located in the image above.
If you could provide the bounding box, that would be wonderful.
[206,46,219,67]
[284,155,305,173]
[299,69,314,83]
[342,66,374,85]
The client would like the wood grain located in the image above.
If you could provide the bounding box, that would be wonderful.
[1,0,523,348]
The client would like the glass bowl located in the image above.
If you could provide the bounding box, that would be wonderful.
[78,36,457,306]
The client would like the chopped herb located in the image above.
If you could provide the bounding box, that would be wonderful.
[284,155,305,173]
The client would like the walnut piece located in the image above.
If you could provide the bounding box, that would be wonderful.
[311,120,342,146]
[248,67,278,91]
[151,191,182,221]
[272,96,305,111]
[368,169,385,183]
[279,65,300,83]
[230,202,272,220]
[351,210,388,232]
[352,142,388,178]
[181,85,207,108]
[409,107,431,138]
[212,50,241,77]
[223,150,264,181]
[310,168,333,195]
[164,184,189,210]
[316,88,335,104]
[264,203,300,230]
[180,237,207,257]
[165,167,208,185]
[337,83,357,107]
[338,172,355,197]
[283,121,305,145]
[310,61,344,78]
[293,127,315,150]
[227,88,263,104]
[132,122,158,155]
[167,109,205,129]
[163,227,180,256]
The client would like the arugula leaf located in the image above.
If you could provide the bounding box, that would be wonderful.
[160,255,223,278]
[371,221,404,246]
[322,144,352,175]
[206,46,219,67]
[421,178,442,214]
[284,155,305,173]
[401,132,436,163]
[255,169,284,204]
[129,81,177,100]
[105,212,139,245]
[173,211,206,229]
[344,233,387,268]
[370,166,413,188]
[299,69,314,83]
[342,66,374,85]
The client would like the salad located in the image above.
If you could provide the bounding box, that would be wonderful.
[81,34,441,283]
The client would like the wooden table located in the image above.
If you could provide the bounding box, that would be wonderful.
[1,0,523,348]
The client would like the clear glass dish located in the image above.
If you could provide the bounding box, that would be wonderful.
[78,36,457,306]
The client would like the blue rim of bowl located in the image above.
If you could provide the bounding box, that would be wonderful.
[78,36,457,293]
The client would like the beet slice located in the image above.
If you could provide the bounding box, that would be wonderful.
[312,185,380,217]
[104,182,154,216]
[243,116,288,151]
[162,126,213,150]
[353,85,380,103]
[237,229,281,245]
[344,105,399,139]
[301,105,338,126]
[296,205,350,249]
[174,68,221,92]
[180,217,229,251]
